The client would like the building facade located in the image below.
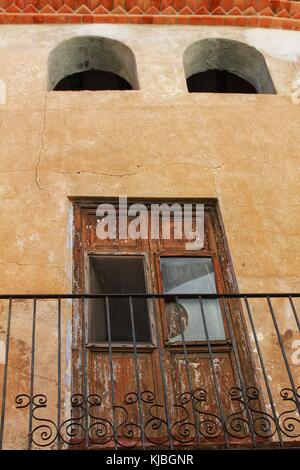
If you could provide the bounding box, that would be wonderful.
[0,1,300,450]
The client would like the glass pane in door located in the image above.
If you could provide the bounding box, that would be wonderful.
[161,257,226,342]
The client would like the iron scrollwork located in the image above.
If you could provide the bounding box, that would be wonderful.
[171,388,223,443]
[15,385,300,448]
[224,386,277,439]
[278,386,300,438]
[15,394,58,447]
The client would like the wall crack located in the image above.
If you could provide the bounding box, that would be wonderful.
[35,93,49,196]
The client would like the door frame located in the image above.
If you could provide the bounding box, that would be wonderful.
[70,197,262,447]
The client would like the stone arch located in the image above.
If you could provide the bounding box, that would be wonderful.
[48,36,139,91]
[183,38,276,94]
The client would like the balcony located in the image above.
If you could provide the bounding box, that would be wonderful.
[0,293,299,450]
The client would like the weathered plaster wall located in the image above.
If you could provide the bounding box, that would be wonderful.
[0,24,299,294]
[0,24,299,448]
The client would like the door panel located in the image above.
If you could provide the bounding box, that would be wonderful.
[89,350,163,446]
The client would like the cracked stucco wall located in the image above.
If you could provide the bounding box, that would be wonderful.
[0,24,299,448]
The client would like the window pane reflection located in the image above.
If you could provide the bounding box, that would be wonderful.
[161,258,226,342]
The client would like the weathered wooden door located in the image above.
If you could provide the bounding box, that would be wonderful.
[72,200,256,448]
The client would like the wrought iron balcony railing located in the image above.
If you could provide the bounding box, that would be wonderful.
[0,293,299,450]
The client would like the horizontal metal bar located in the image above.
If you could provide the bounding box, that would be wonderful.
[0,293,299,299]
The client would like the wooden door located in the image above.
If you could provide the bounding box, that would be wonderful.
[72,200,257,448]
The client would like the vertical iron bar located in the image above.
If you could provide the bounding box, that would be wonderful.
[289,296,300,333]
[221,296,257,448]
[28,298,37,450]
[152,297,173,449]
[244,297,283,446]
[57,298,62,449]
[267,297,300,414]
[198,296,229,448]
[0,298,12,450]
[175,296,201,447]
[105,296,118,450]
[82,296,88,448]
[129,296,145,449]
